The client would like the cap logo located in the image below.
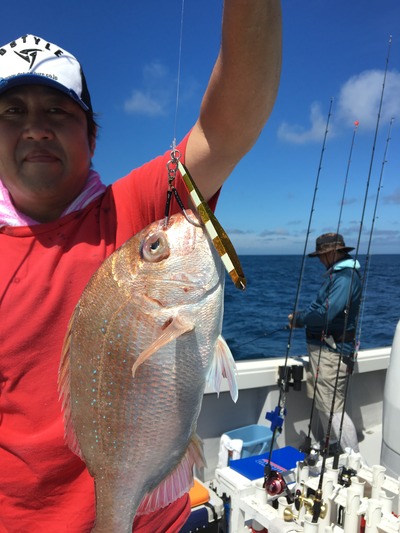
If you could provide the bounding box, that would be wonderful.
[0,36,64,66]
[14,48,43,69]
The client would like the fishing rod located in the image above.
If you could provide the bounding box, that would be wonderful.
[293,117,364,522]
[348,36,392,274]
[299,36,392,515]
[263,98,334,493]
[333,117,394,476]
[356,116,395,344]
[306,38,393,494]
[336,122,359,235]
[333,116,395,472]
[332,36,394,468]
[303,120,360,455]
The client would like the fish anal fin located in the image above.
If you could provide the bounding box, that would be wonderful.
[207,335,238,402]
[136,434,206,516]
[57,309,84,460]
[132,315,194,377]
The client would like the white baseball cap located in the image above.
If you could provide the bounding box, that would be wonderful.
[0,34,92,112]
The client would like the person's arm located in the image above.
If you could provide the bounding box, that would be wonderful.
[185,0,282,201]
[293,275,350,329]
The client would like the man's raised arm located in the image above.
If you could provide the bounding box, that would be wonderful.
[186,0,282,201]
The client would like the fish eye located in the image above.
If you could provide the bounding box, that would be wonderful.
[150,239,160,251]
[141,232,170,263]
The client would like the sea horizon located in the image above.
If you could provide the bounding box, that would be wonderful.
[222,254,400,360]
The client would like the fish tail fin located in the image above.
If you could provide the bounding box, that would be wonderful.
[137,433,206,516]
[207,335,238,402]
[57,310,84,460]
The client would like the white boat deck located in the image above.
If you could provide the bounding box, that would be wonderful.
[198,346,391,482]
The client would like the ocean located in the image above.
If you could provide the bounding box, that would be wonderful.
[222,254,400,361]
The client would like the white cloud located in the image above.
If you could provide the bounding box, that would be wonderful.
[124,91,166,116]
[336,70,400,129]
[259,227,290,237]
[277,102,330,144]
[383,187,400,205]
[124,60,172,117]
[278,69,400,144]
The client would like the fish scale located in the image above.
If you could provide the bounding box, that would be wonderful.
[58,212,238,532]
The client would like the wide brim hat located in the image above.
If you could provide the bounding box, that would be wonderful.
[0,34,92,112]
[308,232,355,257]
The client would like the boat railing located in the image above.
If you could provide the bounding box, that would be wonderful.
[204,346,391,394]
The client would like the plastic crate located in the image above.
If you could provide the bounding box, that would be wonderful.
[225,424,273,459]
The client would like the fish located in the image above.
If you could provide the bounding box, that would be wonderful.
[58,211,238,532]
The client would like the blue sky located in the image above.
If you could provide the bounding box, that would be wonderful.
[3,0,400,254]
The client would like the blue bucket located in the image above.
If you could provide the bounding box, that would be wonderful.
[225,424,273,459]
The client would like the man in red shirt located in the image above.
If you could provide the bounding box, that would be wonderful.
[0,2,282,531]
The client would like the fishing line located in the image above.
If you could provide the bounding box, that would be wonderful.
[264,98,334,478]
[235,326,288,349]
[172,0,186,150]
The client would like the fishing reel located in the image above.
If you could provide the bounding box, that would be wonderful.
[277,365,304,392]
[338,466,357,487]
[282,488,327,522]
[264,470,286,496]
[263,464,295,503]
[298,437,320,465]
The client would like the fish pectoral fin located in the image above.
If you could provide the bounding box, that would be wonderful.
[136,433,206,516]
[57,308,85,460]
[207,335,239,402]
[131,315,194,377]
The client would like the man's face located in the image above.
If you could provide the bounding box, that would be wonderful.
[318,250,336,268]
[0,85,95,222]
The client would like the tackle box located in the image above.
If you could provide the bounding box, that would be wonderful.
[229,445,305,481]
[179,478,224,533]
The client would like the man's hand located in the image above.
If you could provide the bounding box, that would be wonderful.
[288,313,302,329]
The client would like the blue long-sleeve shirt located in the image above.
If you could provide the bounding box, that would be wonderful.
[294,257,362,354]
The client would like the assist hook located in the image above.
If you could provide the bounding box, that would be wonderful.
[164,149,202,229]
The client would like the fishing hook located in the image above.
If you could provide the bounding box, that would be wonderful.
[164,151,202,229]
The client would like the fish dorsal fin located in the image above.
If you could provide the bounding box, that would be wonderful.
[131,315,194,377]
[136,433,205,516]
[207,335,238,402]
[57,308,84,460]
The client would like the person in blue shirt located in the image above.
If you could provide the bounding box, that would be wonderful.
[289,233,362,453]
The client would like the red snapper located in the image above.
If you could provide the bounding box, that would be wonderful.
[58,212,237,532]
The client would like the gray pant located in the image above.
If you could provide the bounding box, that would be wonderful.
[306,342,359,452]
[306,342,347,412]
